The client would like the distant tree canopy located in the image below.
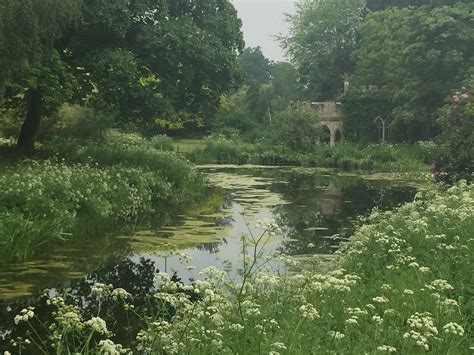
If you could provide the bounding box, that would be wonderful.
[270,62,301,104]
[0,0,244,151]
[340,90,394,143]
[282,0,366,101]
[351,2,474,141]
[211,59,303,141]
[237,47,271,84]
[366,0,471,11]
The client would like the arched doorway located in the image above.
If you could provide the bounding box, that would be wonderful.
[321,125,331,145]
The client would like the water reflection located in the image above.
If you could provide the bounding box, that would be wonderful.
[270,171,417,255]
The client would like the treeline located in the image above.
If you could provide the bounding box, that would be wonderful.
[283,0,473,143]
[0,0,244,151]
[366,0,472,10]
[210,47,301,141]
[216,0,472,181]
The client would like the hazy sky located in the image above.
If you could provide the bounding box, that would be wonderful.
[232,0,296,62]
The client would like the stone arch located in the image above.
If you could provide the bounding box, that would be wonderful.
[309,101,344,146]
[321,125,331,145]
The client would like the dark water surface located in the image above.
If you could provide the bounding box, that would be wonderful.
[0,166,419,343]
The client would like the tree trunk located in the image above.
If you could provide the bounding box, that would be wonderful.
[17,90,42,153]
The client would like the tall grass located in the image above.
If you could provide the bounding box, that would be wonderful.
[185,137,439,172]
[7,182,472,354]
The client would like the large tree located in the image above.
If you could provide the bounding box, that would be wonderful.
[237,47,271,84]
[1,0,244,151]
[352,3,474,141]
[270,62,301,104]
[282,0,366,101]
[0,0,83,150]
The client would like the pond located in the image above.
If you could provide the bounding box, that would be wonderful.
[0,165,419,345]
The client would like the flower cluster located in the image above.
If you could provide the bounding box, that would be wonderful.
[14,307,35,325]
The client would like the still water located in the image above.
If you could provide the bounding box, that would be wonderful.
[0,165,418,304]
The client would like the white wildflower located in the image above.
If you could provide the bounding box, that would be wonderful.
[372,296,389,303]
[98,339,128,354]
[443,322,464,336]
[345,317,358,325]
[14,307,35,325]
[111,288,132,301]
[377,345,397,352]
[419,266,431,273]
[372,315,383,324]
[299,304,320,320]
[440,298,459,310]
[85,317,109,335]
[91,283,113,297]
[426,279,454,292]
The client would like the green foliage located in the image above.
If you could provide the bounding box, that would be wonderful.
[366,0,471,11]
[274,106,321,152]
[283,0,365,100]
[270,62,301,104]
[436,81,474,182]
[237,47,271,84]
[1,0,244,149]
[38,104,113,141]
[211,87,255,137]
[340,90,394,143]
[186,138,432,173]
[352,3,474,141]
[245,81,275,123]
[212,59,302,141]
[0,0,82,97]
[9,182,473,353]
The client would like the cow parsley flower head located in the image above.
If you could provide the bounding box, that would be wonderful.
[377,345,397,352]
[14,307,35,325]
[443,322,464,336]
[85,317,109,335]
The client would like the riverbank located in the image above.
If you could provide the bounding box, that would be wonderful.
[4,181,471,354]
[180,137,438,172]
[0,134,205,264]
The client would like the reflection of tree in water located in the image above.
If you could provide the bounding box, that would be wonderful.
[196,192,234,253]
[196,238,228,254]
[0,257,191,353]
[270,173,417,255]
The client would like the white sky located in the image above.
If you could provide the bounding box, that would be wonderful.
[232,0,296,62]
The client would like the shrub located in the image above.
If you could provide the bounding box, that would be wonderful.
[274,106,322,152]
[436,82,474,183]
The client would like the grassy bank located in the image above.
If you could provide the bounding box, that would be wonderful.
[184,137,438,172]
[0,134,205,264]
[6,182,472,354]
